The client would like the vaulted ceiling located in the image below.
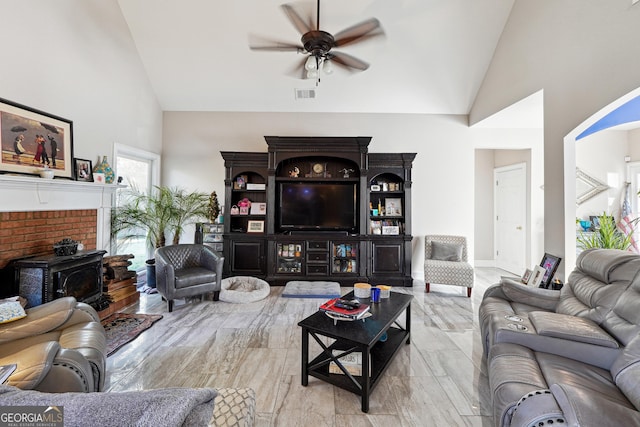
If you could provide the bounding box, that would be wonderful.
[117,0,515,114]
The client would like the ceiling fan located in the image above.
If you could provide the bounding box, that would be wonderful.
[249,0,384,84]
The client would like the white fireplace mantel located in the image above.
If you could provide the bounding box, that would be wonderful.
[0,174,125,250]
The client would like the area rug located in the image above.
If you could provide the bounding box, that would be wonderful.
[282,281,341,298]
[101,313,163,356]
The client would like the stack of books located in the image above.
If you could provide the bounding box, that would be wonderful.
[319,298,370,320]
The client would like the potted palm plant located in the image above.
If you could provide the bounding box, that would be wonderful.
[111,185,210,287]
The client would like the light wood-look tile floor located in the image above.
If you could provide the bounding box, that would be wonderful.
[105,268,505,426]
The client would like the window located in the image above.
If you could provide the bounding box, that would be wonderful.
[112,144,160,271]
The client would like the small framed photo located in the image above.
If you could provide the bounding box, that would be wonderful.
[239,206,249,215]
[539,253,562,288]
[250,202,266,215]
[247,220,264,233]
[92,173,105,184]
[385,198,402,216]
[73,158,93,182]
[382,225,400,235]
[528,265,546,287]
[521,268,532,284]
[371,184,381,191]
[234,175,247,190]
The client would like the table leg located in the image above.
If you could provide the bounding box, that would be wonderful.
[301,327,309,386]
[361,345,370,412]
[405,302,411,344]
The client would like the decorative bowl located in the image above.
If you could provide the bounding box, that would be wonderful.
[579,220,592,232]
[38,169,54,179]
[53,238,78,256]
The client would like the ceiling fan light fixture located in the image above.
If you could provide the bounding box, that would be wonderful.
[305,56,317,71]
[323,59,333,74]
[306,69,318,79]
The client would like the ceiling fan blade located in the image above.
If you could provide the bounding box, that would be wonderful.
[285,56,309,79]
[249,35,303,52]
[327,51,369,71]
[333,18,383,48]
[281,4,313,35]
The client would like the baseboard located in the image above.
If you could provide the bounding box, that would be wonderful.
[474,260,495,268]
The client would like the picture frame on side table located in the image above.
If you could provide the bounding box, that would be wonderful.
[0,97,74,178]
[247,220,264,233]
[539,253,562,288]
[73,158,93,182]
[384,198,402,216]
[528,265,546,288]
[521,268,532,284]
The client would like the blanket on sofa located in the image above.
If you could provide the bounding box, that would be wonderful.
[0,385,217,427]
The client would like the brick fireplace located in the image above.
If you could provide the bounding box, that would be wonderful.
[0,210,98,269]
[0,174,119,297]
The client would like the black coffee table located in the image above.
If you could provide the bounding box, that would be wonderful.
[298,291,412,412]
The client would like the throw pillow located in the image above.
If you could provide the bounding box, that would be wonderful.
[0,301,27,324]
[431,241,463,262]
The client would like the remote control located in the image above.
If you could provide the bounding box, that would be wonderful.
[335,299,360,310]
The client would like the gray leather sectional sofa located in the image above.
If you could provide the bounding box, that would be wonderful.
[480,249,640,426]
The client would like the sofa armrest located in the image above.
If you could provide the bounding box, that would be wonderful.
[508,389,565,427]
[501,279,560,311]
[155,252,175,297]
[0,341,60,390]
[529,311,619,348]
[551,383,640,426]
[0,298,76,344]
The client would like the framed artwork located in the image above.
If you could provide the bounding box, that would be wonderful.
[385,198,402,216]
[539,253,562,288]
[247,220,264,233]
[73,158,93,182]
[521,268,532,284]
[0,97,73,178]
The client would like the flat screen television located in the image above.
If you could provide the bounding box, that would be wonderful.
[278,182,358,232]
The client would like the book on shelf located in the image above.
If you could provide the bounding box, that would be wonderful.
[319,298,370,320]
[329,351,371,376]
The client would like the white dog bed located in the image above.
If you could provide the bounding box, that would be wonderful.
[220,276,270,303]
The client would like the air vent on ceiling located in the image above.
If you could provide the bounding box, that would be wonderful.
[295,89,316,100]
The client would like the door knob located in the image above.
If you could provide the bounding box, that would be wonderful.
[516,226,523,230]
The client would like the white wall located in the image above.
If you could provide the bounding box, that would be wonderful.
[475,150,495,262]
[0,1,162,163]
[162,112,473,279]
[472,128,544,271]
[470,0,640,276]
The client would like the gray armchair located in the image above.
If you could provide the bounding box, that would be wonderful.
[424,235,474,297]
[155,244,224,312]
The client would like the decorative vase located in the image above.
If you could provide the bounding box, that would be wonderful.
[93,155,115,184]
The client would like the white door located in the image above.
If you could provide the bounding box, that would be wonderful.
[494,163,527,274]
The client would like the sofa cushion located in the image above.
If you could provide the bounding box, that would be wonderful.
[431,241,463,261]
[175,267,216,289]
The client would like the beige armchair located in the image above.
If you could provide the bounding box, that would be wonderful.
[424,235,474,297]
[155,244,224,312]
[0,297,106,392]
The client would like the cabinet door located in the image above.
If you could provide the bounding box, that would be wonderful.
[229,239,265,276]
[371,241,403,274]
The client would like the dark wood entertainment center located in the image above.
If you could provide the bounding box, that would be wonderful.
[221,136,415,287]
